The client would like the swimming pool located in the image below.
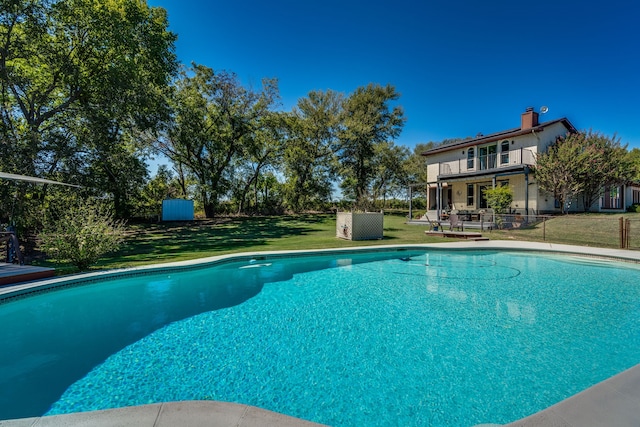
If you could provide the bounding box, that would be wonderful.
[1,246,640,426]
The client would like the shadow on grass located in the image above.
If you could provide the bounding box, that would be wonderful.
[101,214,334,267]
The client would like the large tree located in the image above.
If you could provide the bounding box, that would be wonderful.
[338,83,404,208]
[533,134,587,213]
[401,142,436,206]
[626,147,640,182]
[282,90,342,211]
[0,0,177,223]
[231,111,285,214]
[533,130,634,213]
[157,64,279,218]
[575,131,634,211]
[370,141,410,207]
[404,142,435,185]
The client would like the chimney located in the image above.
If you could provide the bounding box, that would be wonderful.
[521,107,539,130]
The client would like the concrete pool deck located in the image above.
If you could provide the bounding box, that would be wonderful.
[1,241,639,426]
[0,401,328,426]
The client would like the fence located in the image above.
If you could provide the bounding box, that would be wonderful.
[486,214,640,250]
[438,148,535,176]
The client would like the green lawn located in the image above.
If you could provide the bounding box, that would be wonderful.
[38,211,640,273]
[94,212,449,270]
[488,212,640,249]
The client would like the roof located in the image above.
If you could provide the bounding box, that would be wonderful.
[422,117,577,156]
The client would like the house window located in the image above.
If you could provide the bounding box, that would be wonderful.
[500,140,509,164]
[602,186,622,209]
[479,184,489,209]
[479,144,497,170]
[467,184,474,207]
[467,147,474,169]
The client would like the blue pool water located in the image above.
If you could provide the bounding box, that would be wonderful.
[1,249,640,426]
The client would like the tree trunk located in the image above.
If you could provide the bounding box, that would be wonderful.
[201,189,216,218]
[203,201,215,218]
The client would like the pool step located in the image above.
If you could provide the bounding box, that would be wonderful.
[425,230,488,241]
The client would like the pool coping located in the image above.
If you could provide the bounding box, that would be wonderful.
[2,240,640,426]
[4,240,640,302]
[0,401,328,426]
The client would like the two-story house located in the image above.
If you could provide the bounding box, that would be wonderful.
[420,108,577,219]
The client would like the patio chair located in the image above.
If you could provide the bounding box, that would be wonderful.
[449,213,464,231]
[422,213,442,231]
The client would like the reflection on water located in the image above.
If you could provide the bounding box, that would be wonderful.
[0,263,269,419]
[2,249,637,421]
[425,281,537,324]
[0,250,419,419]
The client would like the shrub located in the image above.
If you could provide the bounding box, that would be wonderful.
[627,203,640,213]
[39,201,126,271]
[483,186,514,214]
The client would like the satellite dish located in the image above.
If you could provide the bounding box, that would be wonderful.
[540,106,549,114]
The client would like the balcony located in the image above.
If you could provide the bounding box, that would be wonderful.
[438,148,535,177]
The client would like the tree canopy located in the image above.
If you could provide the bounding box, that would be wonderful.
[155,64,279,218]
[533,130,634,213]
[1,0,177,223]
[282,90,343,211]
[338,83,405,208]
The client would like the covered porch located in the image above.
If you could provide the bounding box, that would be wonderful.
[408,166,532,222]
[407,215,495,231]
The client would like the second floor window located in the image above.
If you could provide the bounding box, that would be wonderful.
[501,140,510,164]
[467,147,475,169]
[479,144,497,170]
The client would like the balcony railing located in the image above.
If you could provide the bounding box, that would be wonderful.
[438,148,535,177]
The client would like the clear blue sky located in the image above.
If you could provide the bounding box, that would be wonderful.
[148,0,640,150]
